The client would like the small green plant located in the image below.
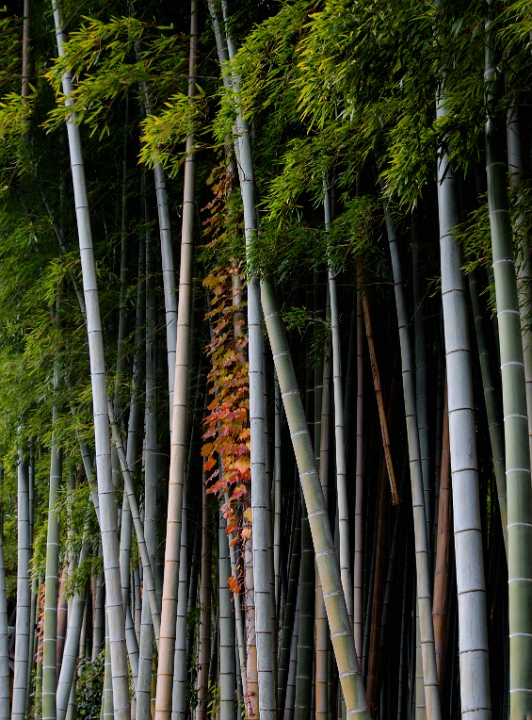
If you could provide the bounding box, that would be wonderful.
[75,651,105,719]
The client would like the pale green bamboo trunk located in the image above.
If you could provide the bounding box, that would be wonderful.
[436,85,491,715]
[277,499,301,715]
[293,498,315,720]
[0,468,9,720]
[155,5,197,717]
[383,201,441,720]
[42,405,62,720]
[315,340,331,720]
[137,204,157,720]
[170,509,188,720]
[55,542,90,720]
[196,470,212,720]
[468,271,507,546]
[51,5,130,716]
[507,105,532,466]
[353,280,364,659]
[412,220,431,552]
[12,450,31,720]
[325,188,352,624]
[219,511,236,720]
[485,23,532,717]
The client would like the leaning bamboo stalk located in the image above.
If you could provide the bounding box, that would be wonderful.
[367,347,399,711]
[136,173,157,720]
[170,505,189,720]
[107,402,160,642]
[119,238,145,610]
[55,542,90,720]
[155,5,197,717]
[261,275,369,720]
[432,387,451,690]
[468,271,507,547]
[412,219,431,547]
[51,4,130,716]
[359,261,399,505]
[294,496,315,720]
[354,278,364,658]
[277,497,301,714]
[325,188,353,620]
[485,24,532,715]
[56,571,68,673]
[383,200,441,720]
[315,341,331,720]
[274,377,282,605]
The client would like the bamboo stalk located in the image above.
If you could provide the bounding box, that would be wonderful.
[196,465,213,720]
[0,468,8,720]
[383,199,441,720]
[219,510,237,720]
[485,23,532,716]
[42,395,62,720]
[432,388,451,691]
[358,262,399,506]
[55,542,90,720]
[468,271,507,547]
[435,67,492,720]
[354,279,364,659]
[155,6,198,716]
[51,4,131,715]
[261,275,370,720]
[12,450,31,720]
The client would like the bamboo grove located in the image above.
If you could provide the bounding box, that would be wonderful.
[0,0,530,719]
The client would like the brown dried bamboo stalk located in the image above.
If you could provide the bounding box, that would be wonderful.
[359,262,400,505]
[365,348,399,714]
[432,382,451,691]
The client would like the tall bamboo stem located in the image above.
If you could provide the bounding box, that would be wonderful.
[12,450,30,720]
[437,81,491,716]
[432,388,451,690]
[42,387,62,720]
[261,276,369,720]
[485,22,532,717]
[51,4,130,716]
[0,468,9,720]
[155,5,197,717]
[383,200,441,720]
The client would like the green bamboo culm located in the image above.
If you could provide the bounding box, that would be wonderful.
[468,271,507,551]
[42,407,62,720]
[485,16,532,718]
[261,275,370,720]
